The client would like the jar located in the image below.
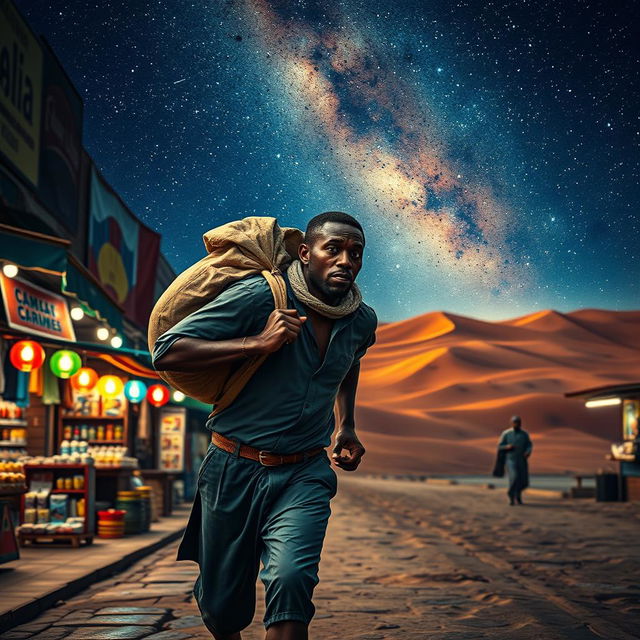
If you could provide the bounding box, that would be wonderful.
[64,476,73,490]
[73,475,84,489]
[56,476,65,490]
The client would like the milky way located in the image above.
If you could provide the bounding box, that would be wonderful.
[248,0,527,295]
[17,0,639,321]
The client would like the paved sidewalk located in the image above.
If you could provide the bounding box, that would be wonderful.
[2,539,208,640]
[0,505,190,633]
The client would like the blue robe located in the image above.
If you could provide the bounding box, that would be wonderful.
[497,427,532,499]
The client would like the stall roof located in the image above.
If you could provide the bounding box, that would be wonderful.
[0,223,69,275]
[1,224,124,333]
[1,328,159,379]
[565,382,640,399]
[63,257,124,332]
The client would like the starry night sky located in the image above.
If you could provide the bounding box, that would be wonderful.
[17,0,639,322]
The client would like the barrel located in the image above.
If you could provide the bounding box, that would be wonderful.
[97,509,126,538]
[135,486,152,532]
[115,491,143,534]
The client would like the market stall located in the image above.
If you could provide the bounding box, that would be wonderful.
[566,383,640,501]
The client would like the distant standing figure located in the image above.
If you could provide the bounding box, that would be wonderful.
[497,415,533,505]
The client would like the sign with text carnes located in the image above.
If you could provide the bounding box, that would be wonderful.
[0,274,76,341]
[0,0,43,186]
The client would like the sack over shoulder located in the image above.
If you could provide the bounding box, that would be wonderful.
[147,216,303,411]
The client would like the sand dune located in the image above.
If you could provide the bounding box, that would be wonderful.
[355,308,640,474]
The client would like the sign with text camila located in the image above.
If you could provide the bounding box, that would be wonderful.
[0,0,42,186]
[88,165,160,328]
[0,274,76,341]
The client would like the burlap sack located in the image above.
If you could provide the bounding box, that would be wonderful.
[148,216,303,411]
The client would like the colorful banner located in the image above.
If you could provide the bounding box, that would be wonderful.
[0,0,42,186]
[37,38,83,231]
[88,164,139,305]
[0,273,76,341]
[87,164,160,328]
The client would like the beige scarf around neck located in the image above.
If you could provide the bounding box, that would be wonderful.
[286,259,362,319]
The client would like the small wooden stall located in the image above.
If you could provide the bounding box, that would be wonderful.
[565,382,640,501]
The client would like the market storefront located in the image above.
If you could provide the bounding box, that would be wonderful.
[0,226,206,561]
[566,382,640,501]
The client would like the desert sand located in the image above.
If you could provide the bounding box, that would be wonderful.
[355,309,640,474]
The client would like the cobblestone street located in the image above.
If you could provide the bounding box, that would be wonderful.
[4,477,639,640]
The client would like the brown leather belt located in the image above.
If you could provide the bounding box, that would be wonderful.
[211,431,325,467]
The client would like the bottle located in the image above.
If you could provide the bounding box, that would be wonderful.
[88,425,96,441]
[97,425,105,441]
[106,423,114,441]
[63,424,72,440]
[73,425,81,440]
[80,424,88,440]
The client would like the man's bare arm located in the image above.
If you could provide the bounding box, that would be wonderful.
[332,362,365,471]
[153,308,307,372]
[153,335,264,372]
[335,362,360,430]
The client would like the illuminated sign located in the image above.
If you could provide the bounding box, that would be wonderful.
[0,274,76,341]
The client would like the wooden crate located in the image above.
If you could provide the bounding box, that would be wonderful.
[18,532,94,548]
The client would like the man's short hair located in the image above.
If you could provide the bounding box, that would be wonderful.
[304,211,364,245]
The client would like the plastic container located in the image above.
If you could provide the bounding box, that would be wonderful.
[97,509,126,538]
[115,491,143,534]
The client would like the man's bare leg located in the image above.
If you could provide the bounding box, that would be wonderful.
[266,621,308,640]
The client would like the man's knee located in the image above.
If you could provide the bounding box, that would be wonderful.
[271,558,318,594]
